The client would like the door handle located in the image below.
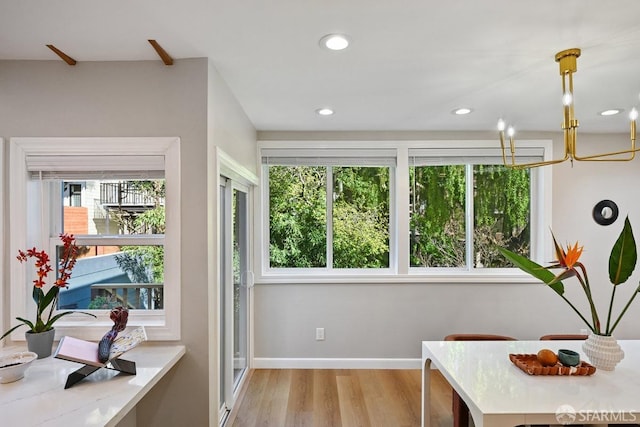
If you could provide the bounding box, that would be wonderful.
[240,271,255,288]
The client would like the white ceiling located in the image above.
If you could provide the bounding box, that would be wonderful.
[3,0,640,133]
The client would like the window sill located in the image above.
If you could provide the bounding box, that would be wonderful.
[7,312,176,342]
[256,270,542,285]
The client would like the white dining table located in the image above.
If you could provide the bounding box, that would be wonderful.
[422,340,640,427]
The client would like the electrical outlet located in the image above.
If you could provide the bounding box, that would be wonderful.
[316,328,325,341]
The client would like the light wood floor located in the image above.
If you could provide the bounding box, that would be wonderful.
[226,369,454,427]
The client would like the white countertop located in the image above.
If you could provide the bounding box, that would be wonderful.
[0,344,185,427]
[422,340,640,427]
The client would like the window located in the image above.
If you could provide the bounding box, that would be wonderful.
[262,148,395,272]
[259,141,550,281]
[408,145,541,272]
[10,137,180,340]
[268,165,391,269]
[269,165,327,268]
[56,178,165,311]
[409,164,530,269]
[64,182,83,207]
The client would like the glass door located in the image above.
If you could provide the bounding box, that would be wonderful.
[219,177,250,425]
[219,181,228,424]
[232,187,249,387]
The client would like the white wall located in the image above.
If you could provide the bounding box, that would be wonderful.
[0,59,257,427]
[550,133,640,339]
[205,60,258,424]
[208,59,258,169]
[254,131,640,365]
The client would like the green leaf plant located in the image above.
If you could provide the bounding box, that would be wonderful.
[498,216,640,336]
[1,234,96,341]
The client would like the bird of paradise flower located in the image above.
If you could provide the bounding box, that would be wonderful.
[499,216,640,336]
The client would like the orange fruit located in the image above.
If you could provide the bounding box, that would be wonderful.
[537,349,558,366]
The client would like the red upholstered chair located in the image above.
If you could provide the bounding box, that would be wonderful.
[539,334,588,340]
[444,334,517,427]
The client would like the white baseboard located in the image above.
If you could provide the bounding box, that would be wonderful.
[252,357,421,369]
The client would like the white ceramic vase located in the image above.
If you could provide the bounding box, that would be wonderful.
[582,332,624,371]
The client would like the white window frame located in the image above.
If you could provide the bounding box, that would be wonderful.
[260,143,396,277]
[408,143,547,274]
[256,140,552,284]
[9,137,181,341]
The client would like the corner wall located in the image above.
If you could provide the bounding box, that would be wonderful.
[205,60,258,424]
[254,131,640,366]
[1,59,211,426]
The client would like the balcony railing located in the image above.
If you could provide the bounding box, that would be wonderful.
[100,182,163,207]
[91,283,163,310]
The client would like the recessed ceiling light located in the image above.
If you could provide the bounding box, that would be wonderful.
[452,108,472,115]
[599,109,622,116]
[319,34,350,51]
[316,108,334,116]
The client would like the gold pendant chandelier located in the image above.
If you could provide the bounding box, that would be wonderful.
[498,48,638,169]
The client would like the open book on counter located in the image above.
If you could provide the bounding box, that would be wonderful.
[54,326,147,367]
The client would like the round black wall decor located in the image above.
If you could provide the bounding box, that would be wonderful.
[592,200,619,226]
